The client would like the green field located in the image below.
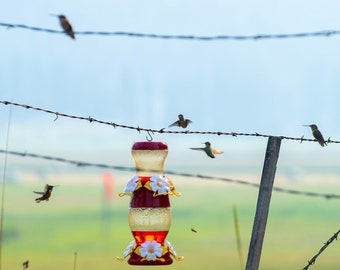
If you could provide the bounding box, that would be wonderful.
[2,176,340,270]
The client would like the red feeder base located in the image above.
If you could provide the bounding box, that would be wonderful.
[128,251,173,265]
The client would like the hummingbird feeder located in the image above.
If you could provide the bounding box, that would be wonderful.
[118,141,183,265]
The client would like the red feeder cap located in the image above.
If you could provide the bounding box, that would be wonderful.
[132,141,168,150]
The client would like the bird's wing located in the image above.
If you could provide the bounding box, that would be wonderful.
[33,191,44,195]
[212,149,224,155]
[189,147,205,152]
[168,121,179,127]
[206,153,215,158]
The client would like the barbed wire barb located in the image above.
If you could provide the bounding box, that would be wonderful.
[2,22,340,41]
[1,148,340,200]
[302,229,340,270]
[300,135,304,144]
[1,100,339,144]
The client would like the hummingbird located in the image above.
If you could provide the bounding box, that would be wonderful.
[168,114,192,128]
[190,141,223,158]
[303,124,327,147]
[33,184,59,203]
[51,14,75,39]
[22,260,29,270]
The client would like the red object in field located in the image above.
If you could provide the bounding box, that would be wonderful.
[102,171,114,200]
[118,141,182,265]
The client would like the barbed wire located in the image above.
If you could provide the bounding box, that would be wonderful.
[1,149,340,200]
[0,100,339,144]
[1,22,340,41]
[302,229,340,270]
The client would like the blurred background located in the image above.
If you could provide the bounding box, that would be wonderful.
[1,1,340,269]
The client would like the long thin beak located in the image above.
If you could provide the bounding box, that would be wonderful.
[302,125,311,127]
[49,13,59,17]
[51,185,60,187]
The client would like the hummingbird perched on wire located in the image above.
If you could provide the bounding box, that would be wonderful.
[303,124,327,147]
[168,114,192,128]
[33,184,59,203]
[190,141,223,158]
[51,14,75,39]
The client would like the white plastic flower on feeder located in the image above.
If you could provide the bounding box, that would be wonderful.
[140,240,163,261]
[150,175,171,195]
[124,175,139,194]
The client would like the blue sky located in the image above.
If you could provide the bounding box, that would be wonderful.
[1,1,340,180]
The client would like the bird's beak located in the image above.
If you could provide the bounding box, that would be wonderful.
[302,125,311,127]
[49,13,58,17]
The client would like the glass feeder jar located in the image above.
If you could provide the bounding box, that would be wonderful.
[128,141,172,265]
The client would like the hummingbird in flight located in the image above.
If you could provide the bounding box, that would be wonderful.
[33,184,59,203]
[190,141,223,158]
[22,260,29,270]
[51,14,75,39]
[303,124,327,147]
[168,114,192,128]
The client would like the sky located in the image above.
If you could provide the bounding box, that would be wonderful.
[1,1,340,182]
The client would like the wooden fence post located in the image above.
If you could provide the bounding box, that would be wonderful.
[245,136,282,270]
